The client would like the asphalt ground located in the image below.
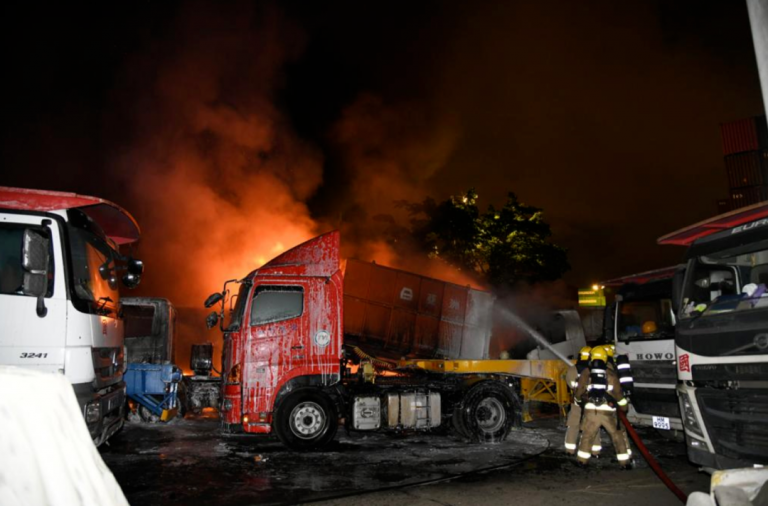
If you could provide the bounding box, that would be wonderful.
[100,411,710,506]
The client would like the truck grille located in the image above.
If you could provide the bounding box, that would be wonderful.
[630,360,677,385]
[92,347,124,389]
[696,388,768,464]
[631,387,680,419]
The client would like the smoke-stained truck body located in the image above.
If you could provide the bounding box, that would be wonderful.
[603,267,683,432]
[659,203,768,469]
[0,187,143,445]
[207,231,570,450]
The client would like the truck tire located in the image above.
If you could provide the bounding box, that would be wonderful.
[451,402,471,440]
[460,381,518,443]
[274,390,338,451]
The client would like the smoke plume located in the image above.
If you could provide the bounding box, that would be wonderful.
[115,3,321,308]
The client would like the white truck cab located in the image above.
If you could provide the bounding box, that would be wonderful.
[0,187,142,445]
[603,267,684,432]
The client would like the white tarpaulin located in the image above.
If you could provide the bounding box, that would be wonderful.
[0,366,129,506]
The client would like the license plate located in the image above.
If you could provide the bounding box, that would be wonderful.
[652,416,670,430]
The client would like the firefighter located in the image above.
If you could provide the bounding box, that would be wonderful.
[615,354,634,395]
[564,346,601,455]
[602,344,633,458]
[574,346,631,468]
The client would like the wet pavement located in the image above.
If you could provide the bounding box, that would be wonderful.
[100,413,710,506]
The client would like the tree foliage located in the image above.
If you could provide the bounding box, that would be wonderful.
[402,189,569,288]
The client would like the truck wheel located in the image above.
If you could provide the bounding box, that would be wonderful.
[460,382,518,443]
[274,390,338,451]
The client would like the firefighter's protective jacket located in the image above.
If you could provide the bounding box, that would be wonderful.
[574,365,629,412]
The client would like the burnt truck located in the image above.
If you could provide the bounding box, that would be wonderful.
[122,297,220,417]
[204,231,574,450]
[603,267,683,433]
[659,203,768,469]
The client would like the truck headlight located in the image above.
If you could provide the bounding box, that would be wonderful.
[85,401,101,424]
[679,391,703,437]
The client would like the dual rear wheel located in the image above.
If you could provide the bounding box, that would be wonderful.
[452,381,519,443]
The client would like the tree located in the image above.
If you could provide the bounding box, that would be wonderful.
[402,189,569,288]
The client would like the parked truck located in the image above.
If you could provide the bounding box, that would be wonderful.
[659,202,768,469]
[0,186,143,445]
[603,267,683,433]
[204,231,576,451]
[122,297,220,418]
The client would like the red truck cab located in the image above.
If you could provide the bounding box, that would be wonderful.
[218,232,344,447]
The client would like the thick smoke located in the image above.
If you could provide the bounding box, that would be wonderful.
[111,3,571,367]
[116,4,321,308]
[326,93,476,286]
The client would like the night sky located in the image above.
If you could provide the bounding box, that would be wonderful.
[1,1,765,299]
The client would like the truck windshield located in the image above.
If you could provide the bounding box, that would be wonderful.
[66,210,120,316]
[681,243,768,319]
[617,299,675,340]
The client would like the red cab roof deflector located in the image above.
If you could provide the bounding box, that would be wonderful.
[258,231,340,278]
[658,201,768,247]
[0,186,141,245]
[602,265,679,287]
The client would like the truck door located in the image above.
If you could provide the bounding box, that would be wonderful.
[242,275,341,423]
[0,214,68,372]
[243,282,311,419]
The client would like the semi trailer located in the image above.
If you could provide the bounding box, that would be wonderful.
[0,186,143,445]
[204,231,574,451]
[659,202,768,469]
[603,267,683,432]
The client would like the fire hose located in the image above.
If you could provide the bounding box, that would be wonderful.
[618,409,688,504]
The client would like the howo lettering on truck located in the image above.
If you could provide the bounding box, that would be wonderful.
[602,267,684,433]
[204,231,574,450]
[0,187,144,445]
[659,202,768,469]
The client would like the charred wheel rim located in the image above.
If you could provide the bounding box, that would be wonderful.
[475,397,505,433]
[289,401,327,439]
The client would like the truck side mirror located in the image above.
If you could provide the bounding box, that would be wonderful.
[120,258,143,289]
[672,268,685,314]
[127,258,144,276]
[204,292,224,308]
[206,311,220,329]
[122,272,141,289]
[21,228,50,317]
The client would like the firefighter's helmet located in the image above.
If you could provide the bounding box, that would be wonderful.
[606,344,615,358]
[642,321,658,335]
[590,346,608,362]
[579,346,592,361]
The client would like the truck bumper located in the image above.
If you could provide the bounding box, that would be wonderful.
[687,445,759,470]
[73,381,126,446]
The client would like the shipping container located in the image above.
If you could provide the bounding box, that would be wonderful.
[720,116,768,155]
[725,150,764,189]
[721,118,759,155]
[343,259,493,360]
[730,185,765,208]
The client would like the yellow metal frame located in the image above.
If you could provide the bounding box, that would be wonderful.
[398,358,572,420]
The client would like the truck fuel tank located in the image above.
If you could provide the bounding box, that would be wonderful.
[352,391,442,431]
